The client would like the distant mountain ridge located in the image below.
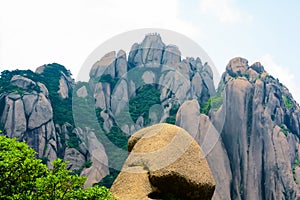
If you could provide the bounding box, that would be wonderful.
[1,34,300,199]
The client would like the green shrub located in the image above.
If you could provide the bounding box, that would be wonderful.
[38,63,74,126]
[129,84,161,124]
[201,96,223,115]
[283,95,292,109]
[165,103,180,124]
[0,135,115,200]
[280,123,290,136]
[99,74,119,91]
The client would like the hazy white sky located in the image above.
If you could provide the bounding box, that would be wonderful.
[1,0,300,101]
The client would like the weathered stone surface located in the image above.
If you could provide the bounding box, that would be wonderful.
[142,71,155,84]
[37,122,57,163]
[64,147,86,171]
[35,65,45,74]
[226,57,249,77]
[111,123,215,200]
[28,94,53,129]
[58,76,69,99]
[89,34,216,141]
[128,33,164,67]
[57,71,74,99]
[213,57,300,199]
[250,62,264,73]
[191,72,203,99]
[197,114,232,200]
[22,94,38,116]
[176,100,232,200]
[37,82,49,96]
[174,60,191,80]
[159,69,190,103]
[76,85,88,98]
[87,37,300,199]
[75,127,109,188]
[201,69,216,99]
[1,76,58,167]
[116,50,127,78]
[111,79,128,117]
[93,83,106,109]
[2,98,27,139]
[110,170,152,200]
[100,109,113,133]
[90,51,116,78]
[162,45,181,66]
[10,75,36,90]
[176,99,200,138]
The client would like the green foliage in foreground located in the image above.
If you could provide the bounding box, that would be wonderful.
[0,135,115,200]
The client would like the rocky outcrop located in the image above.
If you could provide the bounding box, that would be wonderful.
[128,33,165,68]
[3,34,300,199]
[76,85,88,98]
[74,127,109,188]
[57,70,74,99]
[0,68,109,188]
[89,33,215,135]
[56,123,109,188]
[0,75,57,165]
[111,123,215,200]
[176,100,232,200]
[212,57,300,199]
[10,75,37,90]
[63,147,86,171]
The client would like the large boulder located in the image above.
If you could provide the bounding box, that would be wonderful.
[226,57,248,77]
[111,123,215,200]
[10,75,36,90]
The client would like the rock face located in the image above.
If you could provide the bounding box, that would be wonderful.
[0,75,58,165]
[176,100,232,200]
[111,123,215,200]
[0,66,109,187]
[89,33,215,135]
[212,57,300,199]
[74,127,109,188]
[2,34,300,199]
[88,35,300,199]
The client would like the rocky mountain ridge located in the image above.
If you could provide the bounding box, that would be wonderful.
[0,65,109,187]
[216,57,300,199]
[88,34,215,135]
[1,34,300,199]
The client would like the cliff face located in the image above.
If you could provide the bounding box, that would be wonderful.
[213,57,300,199]
[89,34,215,136]
[0,65,109,187]
[176,99,232,200]
[176,57,300,199]
[0,75,57,163]
[84,34,217,188]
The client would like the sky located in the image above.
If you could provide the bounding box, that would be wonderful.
[0,0,300,102]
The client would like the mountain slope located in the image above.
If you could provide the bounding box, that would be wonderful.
[1,34,300,199]
[0,65,109,187]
